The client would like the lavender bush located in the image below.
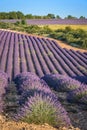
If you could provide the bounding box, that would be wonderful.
[0,71,8,113]
[80,95,87,104]
[13,72,71,127]
[42,74,81,92]
[19,85,55,106]
[13,92,71,127]
[72,76,87,84]
[14,72,50,94]
[14,72,53,105]
[67,84,87,103]
[4,81,19,115]
[0,70,8,88]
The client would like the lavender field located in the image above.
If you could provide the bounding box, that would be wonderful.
[0,19,87,25]
[0,30,87,80]
[0,30,87,130]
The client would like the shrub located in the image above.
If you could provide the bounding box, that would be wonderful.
[82,38,87,49]
[67,84,87,103]
[0,70,8,93]
[19,84,55,106]
[42,74,81,92]
[21,19,27,25]
[26,25,41,34]
[0,22,10,29]
[13,92,71,127]
[14,72,50,94]
[14,21,21,25]
[49,32,66,41]
[64,26,72,32]
[72,76,87,84]
[80,95,87,104]
[4,81,19,115]
[13,72,71,127]
[0,71,8,113]
[40,26,52,34]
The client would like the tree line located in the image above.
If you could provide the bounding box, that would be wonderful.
[0,11,86,19]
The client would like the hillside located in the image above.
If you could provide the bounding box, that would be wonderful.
[0,30,87,130]
[0,30,87,80]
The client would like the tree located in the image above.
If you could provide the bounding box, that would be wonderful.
[47,14,55,19]
[25,14,33,19]
[0,12,9,19]
[65,15,77,19]
[56,15,61,19]
[21,19,27,25]
[8,11,17,19]
[16,11,25,19]
[79,16,86,19]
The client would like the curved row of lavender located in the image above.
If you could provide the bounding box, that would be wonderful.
[42,74,87,105]
[42,74,82,92]
[0,71,71,127]
[0,70,87,127]
[0,19,87,25]
[13,72,71,127]
[67,84,87,104]
[0,30,87,83]
[0,71,8,113]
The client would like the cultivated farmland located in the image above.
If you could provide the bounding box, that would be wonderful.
[0,31,87,79]
[0,29,87,130]
[0,30,87,80]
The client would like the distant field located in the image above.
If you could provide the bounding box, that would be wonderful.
[0,19,87,25]
[40,25,87,31]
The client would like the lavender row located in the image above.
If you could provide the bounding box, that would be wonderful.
[0,30,87,81]
[22,35,35,73]
[32,37,50,74]
[51,40,87,76]
[0,71,8,113]
[44,39,76,76]
[6,33,14,80]
[37,38,58,74]
[27,36,44,77]
[0,32,11,72]
[13,72,71,127]
[42,74,81,92]
[50,40,86,76]
[67,84,87,104]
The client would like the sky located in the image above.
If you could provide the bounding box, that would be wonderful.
[0,0,87,18]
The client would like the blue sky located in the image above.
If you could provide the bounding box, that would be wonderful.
[0,0,87,18]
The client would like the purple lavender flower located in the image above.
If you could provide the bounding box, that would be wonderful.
[0,70,8,95]
[13,92,71,127]
[14,72,50,94]
[0,70,8,113]
[80,95,87,104]
[0,70,8,88]
[72,76,87,85]
[42,74,81,92]
[67,84,87,103]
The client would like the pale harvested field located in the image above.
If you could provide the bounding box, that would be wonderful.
[40,25,87,31]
